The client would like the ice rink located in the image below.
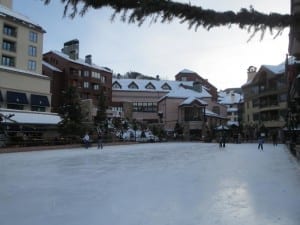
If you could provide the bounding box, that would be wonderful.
[1,142,300,225]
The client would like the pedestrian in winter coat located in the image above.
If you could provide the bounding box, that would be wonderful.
[258,136,264,151]
[83,133,90,149]
[97,131,103,149]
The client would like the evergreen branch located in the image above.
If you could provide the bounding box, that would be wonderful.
[42,0,292,35]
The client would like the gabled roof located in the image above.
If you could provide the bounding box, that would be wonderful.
[218,91,243,105]
[179,69,197,74]
[179,97,207,106]
[45,50,112,73]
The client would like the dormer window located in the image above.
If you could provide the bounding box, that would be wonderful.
[161,83,171,90]
[128,82,138,89]
[112,81,122,89]
[145,82,155,90]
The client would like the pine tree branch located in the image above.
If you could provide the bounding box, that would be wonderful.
[43,0,292,36]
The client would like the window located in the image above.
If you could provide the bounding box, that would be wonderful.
[2,40,16,52]
[128,82,138,89]
[3,24,17,37]
[132,102,157,112]
[146,83,155,90]
[28,46,37,57]
[83,82,89,89]
[93,84,99,90]
[100,75,106,84]
[31,106,46,112]
[28,60,36,71]
[29,31,38,42]
[84,71,89,77]
[112,82,121,89]
[1,55,15,67]
[92,71,101,79]
[161,83,171,90]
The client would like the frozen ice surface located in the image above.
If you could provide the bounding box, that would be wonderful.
[1,143,300,225]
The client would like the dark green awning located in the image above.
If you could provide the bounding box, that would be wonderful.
[7,91,28,105]
[31,94,50,107]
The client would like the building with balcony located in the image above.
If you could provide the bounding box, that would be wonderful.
[0,1,61,145]
[242,61,288,138]
[43,39,113,120]
[218,89,244,127]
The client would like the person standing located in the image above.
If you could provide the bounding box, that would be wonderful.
[97,131,103,149]
[83,132,90,149]
[258,135,264,151]
[272,132,278,146]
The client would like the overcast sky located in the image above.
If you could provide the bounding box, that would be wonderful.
[13,0,290,90]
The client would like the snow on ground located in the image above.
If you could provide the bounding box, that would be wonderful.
[0,142,300,225]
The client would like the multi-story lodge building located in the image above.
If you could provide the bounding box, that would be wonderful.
[0,0,60,144]
[43,39,113,121]
[242,61,288,138]
[218,89,244,127]
[112,77,227,140]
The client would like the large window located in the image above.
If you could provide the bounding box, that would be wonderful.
[133,102,157,112]
[83,82,89,89]
[184,107,204,121]
[2,40,16,52]
[1,55,15,67]
[3,24,17,37]
[29,31,38,43]
[28,45,37,57]
[28,60,36,71]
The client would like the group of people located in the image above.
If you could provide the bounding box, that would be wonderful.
[82,129,103,149]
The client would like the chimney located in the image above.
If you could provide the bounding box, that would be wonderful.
[61,39,79,60]
[85,54,92,65]
[0,0,12,9]
[247,66,257,82]
[156,75,160,80]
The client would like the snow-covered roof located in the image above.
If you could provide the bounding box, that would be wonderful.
[262,63,285,74]
[42,61,62,72]
[218,91,243,105]
[179,69,197,74]
[205,109,227,119]
[227,107,238,112]
[112,78,195,92]
[164,86,211,99]
[180,97,207,106]
[48,50,112,73]
[0,5,44,31]
[0,65,50,79]
[0,109,61,125]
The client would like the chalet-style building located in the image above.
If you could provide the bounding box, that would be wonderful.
[175,69,218,101]
[242,61,288,139]
[218,89,244,127]
[112,78,227,140]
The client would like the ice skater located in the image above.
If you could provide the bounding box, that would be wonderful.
[258,135,264,151]
[83,132,90,149]
[97,130,103,149]
[219,135,226,148]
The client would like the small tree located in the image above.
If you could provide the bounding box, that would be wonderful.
[94,88,107,130]
[58,86,84,137]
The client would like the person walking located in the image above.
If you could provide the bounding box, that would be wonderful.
[97,130,103,149]
[258,135,264,151]
[272,132,278,146]
[83,132,90,149]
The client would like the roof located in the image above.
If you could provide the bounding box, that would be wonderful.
[47,50,112,73]
[0,109,61,125]
[42,61,62,72]
[179,69,197,74]
[164,86,211,99]
[0,65,50,79]
[112,78,195,92]
[180,97,207,106]
[0,5,44,32]
[218,91,243,105]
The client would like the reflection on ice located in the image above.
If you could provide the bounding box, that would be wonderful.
[0,143,300,225]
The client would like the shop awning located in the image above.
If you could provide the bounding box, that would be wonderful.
[31,94,50,107]
[7,91,28,105]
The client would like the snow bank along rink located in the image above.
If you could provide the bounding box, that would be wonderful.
[1,142,300,225]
